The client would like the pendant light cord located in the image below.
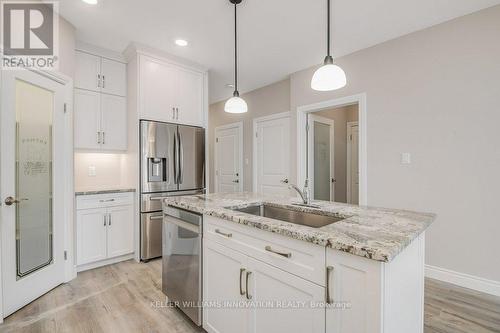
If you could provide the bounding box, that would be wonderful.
[234,2,238,94]
[327,0,330,57]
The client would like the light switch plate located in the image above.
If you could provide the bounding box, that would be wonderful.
[401,153,411,164]
[88,165,96,176]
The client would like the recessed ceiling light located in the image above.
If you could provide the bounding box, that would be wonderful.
[82,0,98,4]
[175,39,188,47]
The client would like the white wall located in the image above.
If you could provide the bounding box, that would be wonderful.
[289,5,500,282]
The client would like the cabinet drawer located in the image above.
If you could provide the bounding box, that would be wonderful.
[76,192,134,210]
[204,216,326,286]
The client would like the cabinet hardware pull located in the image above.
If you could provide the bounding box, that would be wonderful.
[102,132,106,144]
[176,107,179,120]
[97,74,101,88]
[99,199,115,202]
[108,213,111,226]
[326,266,334,304]
[103,214,107,226]
[232,179,239,183]
[97,131,101,144]
[172,107,175,119]
[265,245,292,258]
[102,75,105,88]
[239,268,246,296]
[245,271,252,300]
[215,229,232,238]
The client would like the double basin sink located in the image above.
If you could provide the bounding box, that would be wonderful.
[230,203,346,228]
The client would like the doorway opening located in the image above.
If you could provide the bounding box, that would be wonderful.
[297,94,367,205]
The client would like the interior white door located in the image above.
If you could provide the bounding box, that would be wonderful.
[76,208,107,265]
[101,94,127,150]
[176,67,204,126]
[308,115,335,201]
[347,123,359,205]
[215,124,242,193]
[203,239,249,333]
[74,89,101,150]
[0,70,67,317]
[247,257,325,333]
[106,205,134,258]
[75,50,100,92]
[255,115,290,195]
[100,58,126,97]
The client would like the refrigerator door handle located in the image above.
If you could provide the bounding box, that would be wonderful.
[178,130,184,184]
[173,130,178,185]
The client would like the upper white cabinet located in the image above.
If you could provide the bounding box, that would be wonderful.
[75,50,127,97]
[74,48,127,151]
[101,58,127,96]
[138,55,206,126]
[74,89,127,151]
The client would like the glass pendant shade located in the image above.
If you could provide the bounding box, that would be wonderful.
[224,94,248,114]
[311,63,346,91]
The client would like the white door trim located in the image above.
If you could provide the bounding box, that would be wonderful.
[0,69,74,321]
[214,122,243,192]
[308,114,335,201]
[252,111,291,192]
[346,121,359,204]
[296,94,367,205]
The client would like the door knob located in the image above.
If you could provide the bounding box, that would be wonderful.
[331,178,337,183]
[4,196,27,206]
[232,179,239,183]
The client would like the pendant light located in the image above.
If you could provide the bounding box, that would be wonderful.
[225,0,248,113]
[311,0,346,91]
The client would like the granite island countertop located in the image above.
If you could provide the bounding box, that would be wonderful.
[163,192,435,262]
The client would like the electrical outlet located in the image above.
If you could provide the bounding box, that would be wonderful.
[401,153,411,165]
[88,165,96,176]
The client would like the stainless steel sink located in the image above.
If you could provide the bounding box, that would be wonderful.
[231,204,345,228]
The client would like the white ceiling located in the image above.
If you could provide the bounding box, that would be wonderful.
[59,0,500,103]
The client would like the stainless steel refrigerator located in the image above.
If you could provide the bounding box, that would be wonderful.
[140,120,205,261]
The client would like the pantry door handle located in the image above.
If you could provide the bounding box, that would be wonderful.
[245,271,252,300]
[326,266,334,304]
[239,268,246,296]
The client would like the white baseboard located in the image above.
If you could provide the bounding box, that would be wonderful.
[76,253,134,273]
[425,264,500,297]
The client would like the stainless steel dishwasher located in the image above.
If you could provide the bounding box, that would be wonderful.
[162,205,202,326]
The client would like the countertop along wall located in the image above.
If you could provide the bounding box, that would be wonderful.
[289,5,500,283]
[209,4,500,285]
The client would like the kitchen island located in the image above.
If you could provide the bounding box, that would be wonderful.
[163,192,435,333]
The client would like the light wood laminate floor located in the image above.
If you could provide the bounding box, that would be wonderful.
[0,259,499,333]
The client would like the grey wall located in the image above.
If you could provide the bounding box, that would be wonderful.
[289,6,500,281]
[209,79,290,192]
[209,5,500,282]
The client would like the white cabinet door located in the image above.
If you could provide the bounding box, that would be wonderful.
[101,94,127,150]
[247,257,325,333]
[101,58,126,96]
[75,51,100,92]
[176,67,204,126]
[77,208,107,265]
[203,239,249,333]
[326,249,382,333]
[139,56,176,122]
[74,89,101,150]
[106,205,134,258]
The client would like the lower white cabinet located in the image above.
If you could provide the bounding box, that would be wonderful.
[76,193,134,269]
[203,238,325,333]
[203,215,426,333]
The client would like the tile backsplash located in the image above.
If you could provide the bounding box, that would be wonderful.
[74,152,128,190]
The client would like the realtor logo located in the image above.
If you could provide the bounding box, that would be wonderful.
[1,1,59,70]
